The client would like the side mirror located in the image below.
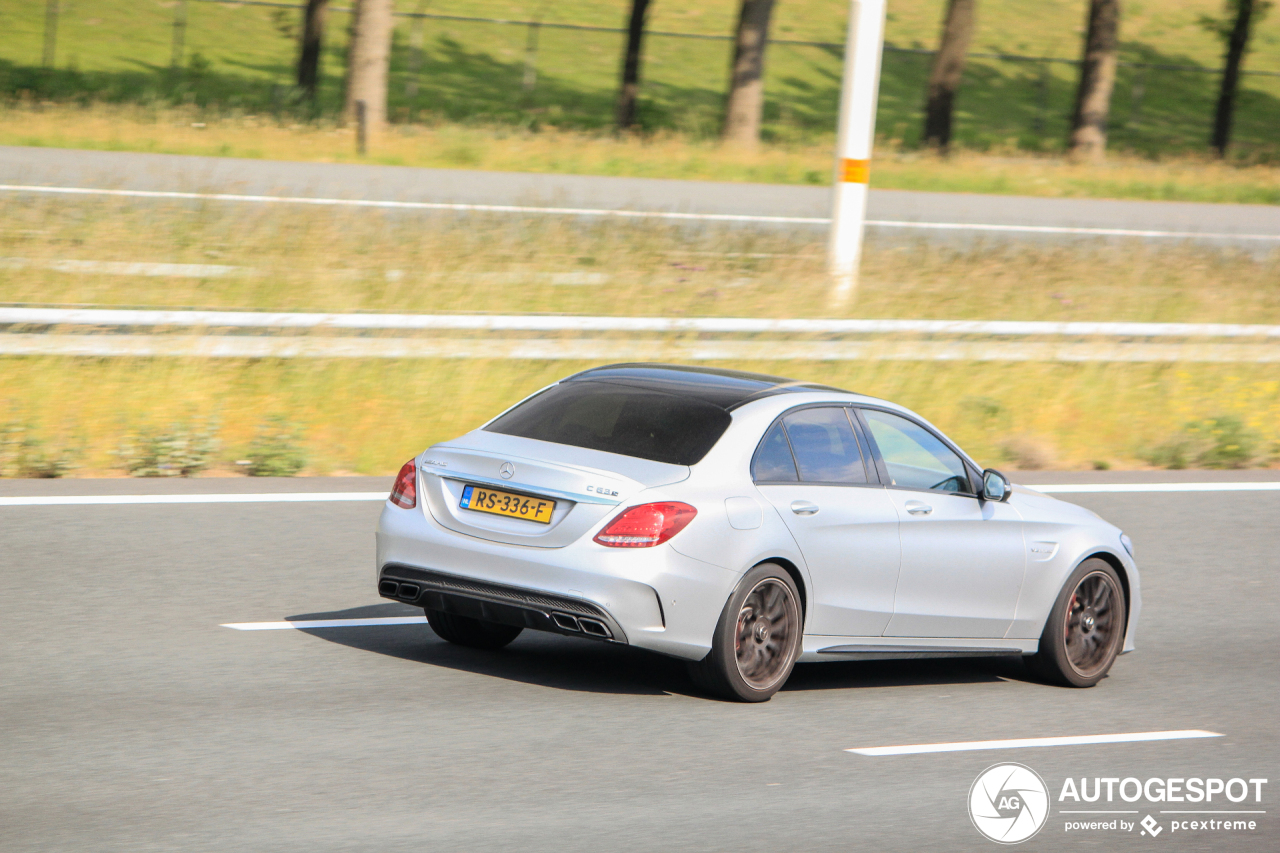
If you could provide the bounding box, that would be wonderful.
[982,468,1011,502]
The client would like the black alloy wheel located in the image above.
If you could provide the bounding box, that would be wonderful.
[689,563,803,702]
[1026,558,1126,687]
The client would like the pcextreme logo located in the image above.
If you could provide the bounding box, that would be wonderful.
[969,763,1051,844]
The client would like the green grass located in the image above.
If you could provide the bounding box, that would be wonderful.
[1,0,1278,158]
[1,195,1278,475]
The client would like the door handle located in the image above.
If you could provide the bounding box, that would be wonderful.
[790,500,819,516]
[904,500,933,515]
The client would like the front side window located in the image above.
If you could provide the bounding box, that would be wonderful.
[780,407,868,484]
[861,409,971,493]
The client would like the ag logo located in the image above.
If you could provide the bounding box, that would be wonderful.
[499,462,515,480]
[969,763,1050,844]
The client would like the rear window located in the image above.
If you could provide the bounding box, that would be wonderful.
[484,381,732,465]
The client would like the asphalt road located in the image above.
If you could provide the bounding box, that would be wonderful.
[5,146,1279,247]
[2,472,1277,852]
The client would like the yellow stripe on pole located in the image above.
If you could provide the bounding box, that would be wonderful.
[840,158,870,183]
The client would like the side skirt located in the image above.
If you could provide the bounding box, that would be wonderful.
[799,637,1038,663]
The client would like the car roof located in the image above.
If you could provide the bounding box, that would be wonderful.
[562,363,851,411]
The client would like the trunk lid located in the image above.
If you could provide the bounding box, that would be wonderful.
[419,429,690,547]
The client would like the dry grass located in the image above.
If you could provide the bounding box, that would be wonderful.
[3,196,1279,323]
[5,104,1280,205]
[3,357,1278,477]
[2,195,1278,476]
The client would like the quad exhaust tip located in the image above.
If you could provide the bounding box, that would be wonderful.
[550,612,610,638]
[551,612,580,632]
[578,618,611,638]
[378,580,422,602]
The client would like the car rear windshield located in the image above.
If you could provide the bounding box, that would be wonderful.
[484,380,732,465]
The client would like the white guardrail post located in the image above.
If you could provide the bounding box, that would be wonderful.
[828,0,887,309]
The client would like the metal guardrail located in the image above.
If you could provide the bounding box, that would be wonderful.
[3,334,1278,362]
[4,308,1280,362]
[4,308,1280,339]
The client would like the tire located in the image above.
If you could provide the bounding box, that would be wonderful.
[688,563,803,702]
[1025,558,1126,687]
[425,608,523,650]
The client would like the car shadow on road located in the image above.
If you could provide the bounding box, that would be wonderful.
[289,602,689,697]
[290,603,1036,699]
[784,655,1031,692]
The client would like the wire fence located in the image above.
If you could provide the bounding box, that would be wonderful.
[19,0,1280,153]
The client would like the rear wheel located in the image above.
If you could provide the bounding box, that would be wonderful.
[425,608,523,650]
[688,563,802,702]
[1025,558,1125,687]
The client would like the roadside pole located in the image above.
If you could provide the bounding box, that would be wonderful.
[828,0,887,308]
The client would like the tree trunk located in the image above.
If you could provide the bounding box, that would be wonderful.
[1068,0,1121,162]
[616,0,652,130]
[297,0,329,100]
[343,0,394,139]
[922,0,977,151]
[1211,0,1256,157]
[722,0,777,147]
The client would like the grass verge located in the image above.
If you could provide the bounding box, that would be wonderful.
[3,357,1277,476]
[2,196,1279,323]
[2,197,1277,475]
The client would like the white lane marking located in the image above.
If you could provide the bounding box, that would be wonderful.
[846,730,1223,756]
[1034,482,1280,493]
[876,218,1280,242]
[0,184,825,225]
[0,492,386,506]
[4,334,1280,362]
[222,616,426,630]
[4,307,1279,339]
[4,184,1279,241]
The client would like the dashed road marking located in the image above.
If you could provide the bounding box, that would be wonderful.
[847,730,1223,756]
[222,617,426,630]
[0,492,386,507]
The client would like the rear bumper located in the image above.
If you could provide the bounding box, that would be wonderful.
[376,501,741,661]
[379,564,627,643]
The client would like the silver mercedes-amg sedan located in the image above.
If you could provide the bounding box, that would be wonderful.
[375,364,1140,701]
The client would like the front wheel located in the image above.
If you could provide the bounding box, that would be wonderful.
[425,608,523,650]
[688,563,803,702]
[1025,558,1126,687]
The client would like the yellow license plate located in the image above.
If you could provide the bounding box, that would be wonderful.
[459,484,556,524]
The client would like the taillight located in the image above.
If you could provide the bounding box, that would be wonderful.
[389,459,417,508]
[594,502,696,548]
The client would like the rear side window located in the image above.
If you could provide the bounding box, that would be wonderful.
[752,421,799,482]
[752,407,868,484]
[784,407,868,484]
[485,381,732,465]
